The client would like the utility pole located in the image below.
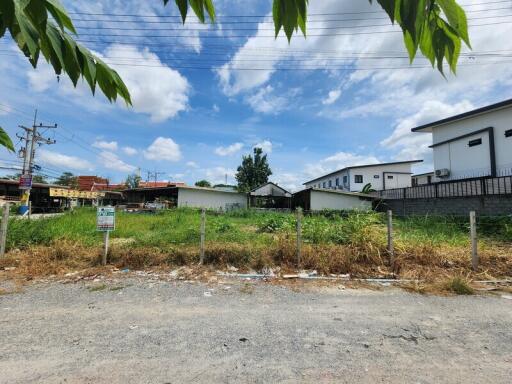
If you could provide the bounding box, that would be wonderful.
[18,110,57,214]
[146,169,165,186]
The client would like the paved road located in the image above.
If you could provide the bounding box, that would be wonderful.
[1,278,511,383]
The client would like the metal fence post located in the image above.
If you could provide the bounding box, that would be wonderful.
[387,210,394,268]
[0,203,10,257]
[199,208,206,264]
[296,207,302,267]
[470,211,478,271]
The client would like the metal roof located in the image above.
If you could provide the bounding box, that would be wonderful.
[124,185,245,195]
[250,182,291,195]
[411,98,512,132]
[294,187,376,200]
[303,160,423,185]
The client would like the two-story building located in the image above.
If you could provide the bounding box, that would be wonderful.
[303,160,422,192]
[412,98,512,181]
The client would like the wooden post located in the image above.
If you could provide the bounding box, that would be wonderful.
[102,231,109,266]
[28,201,31,220]
[470,211,478,271]
[0,203,9,257]
[199,208,206,264]
[387,210,394,267]
[296,207,302,267]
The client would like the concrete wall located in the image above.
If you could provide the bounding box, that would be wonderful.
[431,106,512,180]
[310,190,372,211]
[377,195,512,216]
[178,189,247,210]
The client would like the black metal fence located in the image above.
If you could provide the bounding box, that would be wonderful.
[374,175,512,200]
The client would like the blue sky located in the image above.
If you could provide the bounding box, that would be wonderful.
[1,0,512,190]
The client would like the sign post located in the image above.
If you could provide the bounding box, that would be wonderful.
[97,207,115,265]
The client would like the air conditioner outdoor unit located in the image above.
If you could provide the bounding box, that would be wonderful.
[435,168,451,178]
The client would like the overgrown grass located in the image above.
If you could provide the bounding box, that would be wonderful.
[3,208,512,280]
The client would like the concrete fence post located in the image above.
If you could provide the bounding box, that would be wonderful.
[0,203,10,257]
[199,208,206,264]
[387,210,394,268]
[296,207,303,267]
[102,231,109,266]
[470,211,478,271]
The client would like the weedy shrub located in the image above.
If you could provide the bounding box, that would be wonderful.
[442,276,474,295]
[257,215,294,233]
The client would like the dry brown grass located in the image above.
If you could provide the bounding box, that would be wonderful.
[1,237,510,288]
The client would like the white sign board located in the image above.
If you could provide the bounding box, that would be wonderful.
[97,207,115,231]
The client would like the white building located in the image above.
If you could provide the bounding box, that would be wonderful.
[303,160,422,192]
[124,185,247,210]
[177,186,247,210]
[412,99,512,181]
[293,188,374,211]
[412,172,434,186]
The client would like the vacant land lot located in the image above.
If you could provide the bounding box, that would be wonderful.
[1,278,511,383]
[2,208,512,281]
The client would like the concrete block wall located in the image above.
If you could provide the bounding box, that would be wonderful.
[376,195,512,216]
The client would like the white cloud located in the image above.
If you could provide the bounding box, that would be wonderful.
[213,104,220,113]
[245,86,287,114]
[122,146,138,156]
[27,44,191,122]
[214,142,244,156]
[322,89,341,105]
[0,103,12,116]
[380,100,474,166]
[93,140,118,151]
[254,140,273,153]
[105,45,191,122]
[27,64,56,93]
[186,161,199,168]
[272,173,300,192]
[99,151,136,173]
[144,137,182,162]
[205,167,235,185]
[305,151,380,178]
[37,149,94,171]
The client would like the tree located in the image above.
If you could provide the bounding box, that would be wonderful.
[195,180,212,188]
[125,173,141,189]
[0,1,470,151]
[32,174,47,184]
[55,171,77,188]
[236,147,272,192]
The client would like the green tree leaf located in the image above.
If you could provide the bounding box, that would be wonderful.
[0,127,15,152]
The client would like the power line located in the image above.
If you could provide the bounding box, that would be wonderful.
[66,1,512,18]
[65,20,512,39]
[70,13,512,31]
[70,9,512,27]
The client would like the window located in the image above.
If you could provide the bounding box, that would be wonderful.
[374,175,380,179]
[468,138,482,147]
[412,178,418,187]
[328,180,332,188]
[322,182,326,188]
[354,175,363,184]
[505,129,512,138]
[387,175,394,180]
[343,176,348,184]
[335,178,339,186]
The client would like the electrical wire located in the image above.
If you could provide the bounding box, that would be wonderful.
[66,0,512,18]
